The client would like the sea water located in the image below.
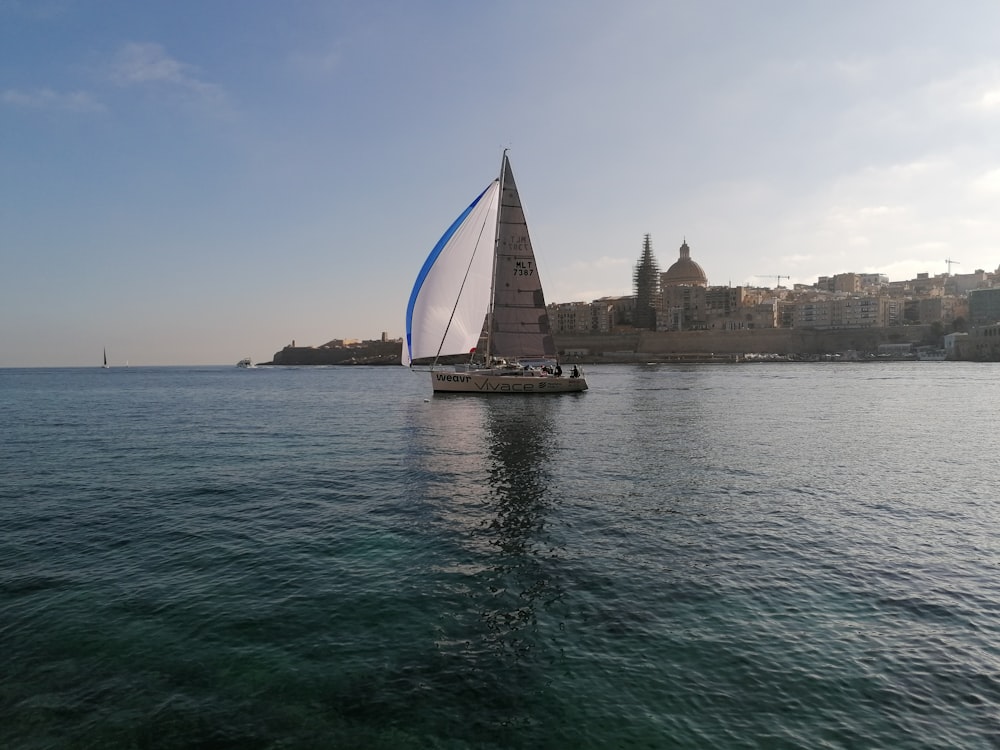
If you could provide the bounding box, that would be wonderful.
[2,363,999,749]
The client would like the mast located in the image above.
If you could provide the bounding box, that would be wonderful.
[484,150,507,363]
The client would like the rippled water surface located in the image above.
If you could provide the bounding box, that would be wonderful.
[2,363,999,748]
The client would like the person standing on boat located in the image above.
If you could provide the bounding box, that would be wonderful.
[555,364,563,377]
[571,365,579,378]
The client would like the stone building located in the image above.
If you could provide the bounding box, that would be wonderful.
[968,287,1000,326]
[661,239,708,287]
[655,240,709,330]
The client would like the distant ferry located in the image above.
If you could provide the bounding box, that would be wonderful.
[236,358,256,368]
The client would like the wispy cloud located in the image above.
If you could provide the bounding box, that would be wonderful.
[110,42,226,105]
[895,61,1000,123]
[288,48,343,77]
[1,87,103,112]
[0,0,70,21]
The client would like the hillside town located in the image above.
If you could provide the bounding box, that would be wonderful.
[547,235,1000,361]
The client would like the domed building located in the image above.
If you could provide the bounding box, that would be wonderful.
[661,239,708,287]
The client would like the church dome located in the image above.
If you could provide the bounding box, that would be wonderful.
[662,240,707,286]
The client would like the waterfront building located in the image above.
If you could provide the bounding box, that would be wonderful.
[905,296,968,326]
[600,295,637,327]
[954,324,1000,361]
[550,301,597,334]
[539,237,992,340]
[548,296,633,335]
[704,285,746,315]
[790,294,899,329]
[816,273,863,293]
[968,287,1000,325]
[659,284,706,330]
[549,300,616,334]
[859,273,890,289]
[654,240,710,331]
[945,270,989,296]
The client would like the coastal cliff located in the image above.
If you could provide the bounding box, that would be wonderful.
[267,341,402,366]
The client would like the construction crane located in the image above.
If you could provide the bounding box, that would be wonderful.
[945,258,960,274]
[756,274,790,288]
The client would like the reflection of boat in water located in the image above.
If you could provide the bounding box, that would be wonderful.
[406,396,561,675]
[402,152,587,394]
[236,358,256,368]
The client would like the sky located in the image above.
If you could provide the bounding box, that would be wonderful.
[3,1,1000,366]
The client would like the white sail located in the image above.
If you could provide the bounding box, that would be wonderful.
[402,180,500,366]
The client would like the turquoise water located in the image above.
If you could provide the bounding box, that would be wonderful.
[2,363,999,748]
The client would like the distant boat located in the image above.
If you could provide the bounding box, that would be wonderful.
[916,347,948,361]
[102,348,110,369]
[236,358,256,368]
[402,152,587,394]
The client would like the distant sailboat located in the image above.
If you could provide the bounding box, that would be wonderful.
[102,348,110,369]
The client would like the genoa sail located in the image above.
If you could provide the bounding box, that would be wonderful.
[402,181,500,366]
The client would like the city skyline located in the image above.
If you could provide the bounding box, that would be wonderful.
[4,1,1000,366]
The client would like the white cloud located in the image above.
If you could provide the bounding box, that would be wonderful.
[857,205,907,218]
[112,42,189,85]
[923,62,1000,116]
[1,87,103,112]
[971,167,1000,193]
[978,89,1000,111]
[110,42,225,104]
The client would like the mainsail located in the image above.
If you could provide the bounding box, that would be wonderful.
[488,157,557,361]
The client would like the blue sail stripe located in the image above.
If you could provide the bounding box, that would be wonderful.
[405,182,494,362]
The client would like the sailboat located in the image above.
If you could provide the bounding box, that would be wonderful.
[403,152,587,394]
[102,348,110,369]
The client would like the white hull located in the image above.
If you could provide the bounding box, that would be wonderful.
[431,369,587,394]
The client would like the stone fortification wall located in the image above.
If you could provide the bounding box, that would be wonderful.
[267,326,936,365]
[554,326,932,360]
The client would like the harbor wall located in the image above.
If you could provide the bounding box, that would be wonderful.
[554,326,933,361]
[266,325,938,365]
